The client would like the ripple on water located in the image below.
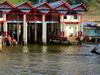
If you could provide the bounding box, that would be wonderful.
[0,44,100,75]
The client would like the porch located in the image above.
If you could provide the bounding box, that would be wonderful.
[48,35,84,45]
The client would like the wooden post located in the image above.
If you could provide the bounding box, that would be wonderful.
[60,15,64,37]
[95,39,97,44]
[51,23,54,35]
[35,23,37,43]
[17,23,19,42]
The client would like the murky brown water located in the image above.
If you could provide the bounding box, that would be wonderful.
[0,44,100,75]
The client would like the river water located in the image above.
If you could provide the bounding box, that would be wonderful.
[0,44,100,75]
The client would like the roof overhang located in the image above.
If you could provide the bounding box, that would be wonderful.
[0,1,14,8]
[0,1,14,13]
[15,2,34,9]
[72,3,88,11]
[35,2,53,9]
[54,3,70,14]
[34,2,53,13]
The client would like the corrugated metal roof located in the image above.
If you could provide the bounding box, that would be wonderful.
[29,21,59,23]
[0,9,11,12]
[49,1,65,6]
[81,22,97,26]
[57,10,67,13]
[51,3,64,8]
[8,21,23,23]
[84,27,96,29]
[0,1,88,14]
[70,3,82,9]
[51,21,59,23]
[46,21,59,23]
[33,3,45,8]
[19,9,30,12]
[36,21,42,23]
[28,21,35,23]
[67,11,76,15]
[14,2,26,7]
[74,10,86,14]
[38,9,50,13]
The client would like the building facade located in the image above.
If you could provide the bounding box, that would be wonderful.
[0,1,88,45]
[83,22,100,37]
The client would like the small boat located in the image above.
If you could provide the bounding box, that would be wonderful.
[3,37,18,45]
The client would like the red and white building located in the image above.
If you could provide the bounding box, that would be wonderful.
[0,1,88,45]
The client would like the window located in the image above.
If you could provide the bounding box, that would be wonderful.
[0,14,2,18]
[69,27,71,29]
[95,29,99,33]
[64,15,67,19]
[74,15,77,19]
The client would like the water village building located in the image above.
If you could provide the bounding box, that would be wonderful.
[0,1,88,45]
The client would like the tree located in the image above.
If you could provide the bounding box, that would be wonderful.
[70,0,76,5]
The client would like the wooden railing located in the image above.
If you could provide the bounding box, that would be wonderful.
[7,16,23,21]
[26,16,42,21]
[6,16,59,21]
[45,17,59,21]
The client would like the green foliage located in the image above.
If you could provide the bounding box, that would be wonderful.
[0,0,35,5]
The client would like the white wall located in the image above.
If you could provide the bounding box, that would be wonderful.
[0,18,3,21]
[83,28,90,36]
[64,15,80,22]
[64,24,79,37]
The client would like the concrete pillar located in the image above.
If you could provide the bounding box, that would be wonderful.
[42,15,47,45]
[3,14,7,37]
[60,15,64,37]
[35,23,37,42]
[23,14,27,45]
[60,23,64,37]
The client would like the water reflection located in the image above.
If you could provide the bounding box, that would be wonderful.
[22,46,29,53]
[0,44,100,75]
[42,46,47,53]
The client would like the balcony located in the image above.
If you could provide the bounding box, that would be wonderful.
[45,17,59,21]
[7,16,23,21]
[6,16,60,22]
[26,16,42,21]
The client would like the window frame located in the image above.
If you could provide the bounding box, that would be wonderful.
[64,15,67,19]
[95,29,99,33]
[0,14,2,18]
[74,15,77,19]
